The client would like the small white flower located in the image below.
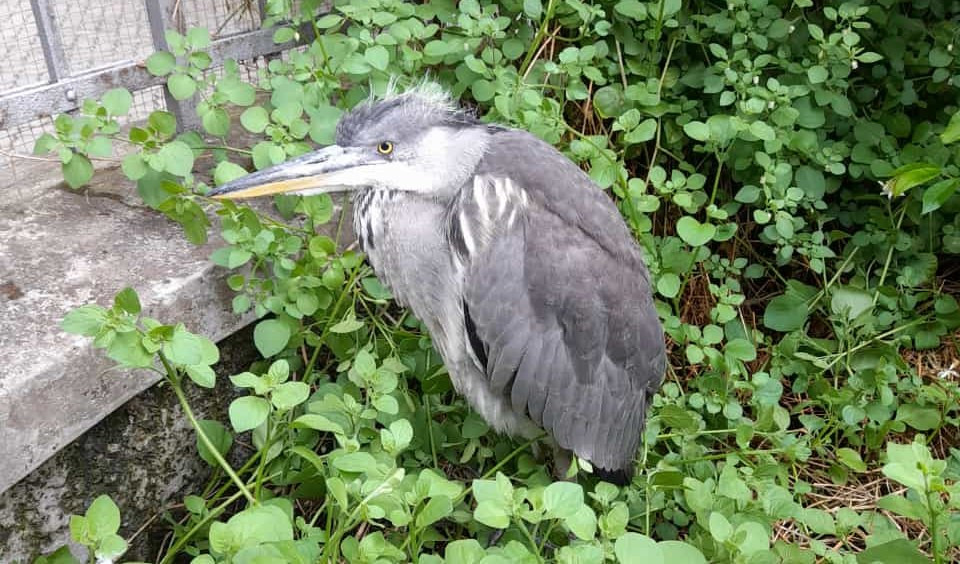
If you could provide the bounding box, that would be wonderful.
[940,368,959,379]
[753,76,759,85]
[880,180,894,199]
[851,60,859,69]
[768,100,775,109]
[949,44,954,52]
[789,25,796,33]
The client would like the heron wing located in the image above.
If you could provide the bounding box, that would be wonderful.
[456,130,665,473]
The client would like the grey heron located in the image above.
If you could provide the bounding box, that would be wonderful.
[209,83,666,484]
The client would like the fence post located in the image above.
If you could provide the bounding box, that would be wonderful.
[29,0,69,84]
[144,0,202,132]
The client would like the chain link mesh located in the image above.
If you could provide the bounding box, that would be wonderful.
[0,0,274,178]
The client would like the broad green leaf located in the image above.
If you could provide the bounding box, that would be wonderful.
[106,330,155,368]
[544,482,584,519]
[624,119,658,144]
[882,442,932,493]
[273,27,296,43]
[614,533,663,564]
[856,539,931,564]
[565,505,597,540]
[95,534,127,560]
[830,287,873,320]
[614,0,647,20]
[676,216,716,246]
[837,448,867,472]
[164,326,218,366]
[887,163,940,197]
[202,107,230,136]
[308,104,344,145]
[330,318,364,333]
[389,419,413,451]
[254,319,290,357]
[332,451,378,474]
[158,140,195,176]
[683,120,709,141]
[656,273,681,298]
[416,495,453,529]
[146,51,176,76]
[122,153,147,180]
[800,508,836,535]
[186,26,211,49]
[229,396,271,432]
[735,521,769,554]
[523,0,542,19]
[241,106,270,133]
[364,45,390,71]
[423,40,449,57]
[921,177,959,214]
[86,495,121,539]
[941,110,960,144]
[63,305,108,336]
[62,153,94,188]
[34,546,78,564]
[196,419,232,466]
[167,73,196,100]
[101,88,132,115]
[709,512,732,542]
[271,381,310,411]
[185,364,216,388]
[657,541,706,564]
[34,133,59,154]
[807,65,829,84]
[895,404,941,431]
[227,505,294,545]
[474,502,510,529]
[148,110,177,137]
[724,339,756,361]
[293,414,344,434]
[472,80,496,102]
[213,161,248,186]
[749,120,776,141]
[763,293,809,332]
[445,540,486,563]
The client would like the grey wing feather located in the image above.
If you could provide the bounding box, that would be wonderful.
[460,130,665,472]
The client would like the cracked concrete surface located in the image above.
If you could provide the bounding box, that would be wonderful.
[0,163,251,495]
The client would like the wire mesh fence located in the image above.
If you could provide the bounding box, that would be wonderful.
[0,0,49,93]
[0,0,291,179]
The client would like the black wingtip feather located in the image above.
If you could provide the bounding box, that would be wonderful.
[463,300,489,370]
[593,466,632,486]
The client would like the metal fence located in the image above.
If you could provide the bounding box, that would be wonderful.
[0,0,305,176]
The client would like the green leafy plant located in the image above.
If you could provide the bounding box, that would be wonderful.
[27,0,960,562]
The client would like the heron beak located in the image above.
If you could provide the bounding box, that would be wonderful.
[208,145,380,199]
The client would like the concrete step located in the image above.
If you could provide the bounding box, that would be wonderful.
[0,160,258,496]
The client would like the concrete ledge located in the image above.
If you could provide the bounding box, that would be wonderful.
[0,326,257,561]
[0,163,255,494]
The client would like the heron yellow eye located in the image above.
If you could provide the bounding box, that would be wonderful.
[377,141,394,155]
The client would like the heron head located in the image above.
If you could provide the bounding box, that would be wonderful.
[208,82,491,200]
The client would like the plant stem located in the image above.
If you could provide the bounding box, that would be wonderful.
[872,203,909,305]
[517,519,545,562]
[253,417,273,500]
[160,353,256,505]
[158,489,245,564]
[519,0,558,77]
[455,434,546,504]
